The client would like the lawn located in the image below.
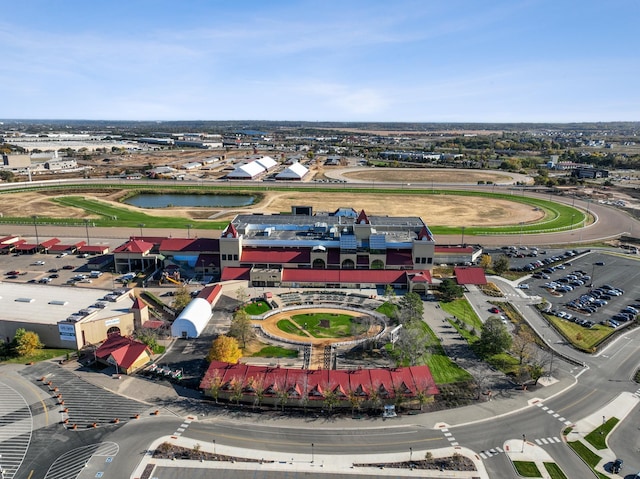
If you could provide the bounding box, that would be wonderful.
[440,299,483,331]
[1,348,76,364]
[244,301,271,315]
[567,441,602,468]
[276,319,308,337]
[585,417,619,449]
[513,461,542,477]
[417,320,472,384]
[251,345,299,358]
[376,302,398,319]
[290,313,366,338]
[543,462,568,479]
[545,314,614,352]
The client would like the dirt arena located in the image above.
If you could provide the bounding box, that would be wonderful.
[341,169,514,184]
[0,189,545,227]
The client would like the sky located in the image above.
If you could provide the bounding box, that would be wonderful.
[1,0,639,123]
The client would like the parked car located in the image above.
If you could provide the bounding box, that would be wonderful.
[612,458,623,474]
[489,307,500,314]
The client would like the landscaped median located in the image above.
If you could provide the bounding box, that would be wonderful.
[504,438,569,479]
[563,392,638,478]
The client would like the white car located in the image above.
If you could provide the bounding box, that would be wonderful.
[33,260,45,265]
[518,283,530,289]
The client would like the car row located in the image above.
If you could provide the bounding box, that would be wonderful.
[513,249,581,272]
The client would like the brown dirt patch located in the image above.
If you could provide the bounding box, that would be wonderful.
[342,168,513,183]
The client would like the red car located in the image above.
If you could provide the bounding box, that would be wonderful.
[7,270,20,275]
[489,307,500,314]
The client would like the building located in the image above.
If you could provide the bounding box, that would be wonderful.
[227,156,278,180]
[571,167,609,179]
[171,285,223,338]
[200,361,438,409]
[95,333,152,374]
[275,162,309,181]
[0,283,137,350]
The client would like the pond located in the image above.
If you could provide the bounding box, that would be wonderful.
[124,193,255,208]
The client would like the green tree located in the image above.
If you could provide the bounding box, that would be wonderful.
[207,335,242,363]
[395,325,429,366]
[0,170,15,182]
[384,284,396,304]
[172,285,191,313]
[228,309,256,348]
[437,278,464,302]
[13,329,43,357]
[477,317,512,356]
[493,255,510,274]
[134,329,159,352]
[398,292,424,325]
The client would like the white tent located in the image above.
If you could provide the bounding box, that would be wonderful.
[255,156,278,171]
[276,162,309,180]
[170,298,212,338]
[227,161,266,179]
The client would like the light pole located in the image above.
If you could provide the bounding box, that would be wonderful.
[461,226,466,246]
[601,415,605,434]
[521,434,526,452]
[138,223,145,237]
[187,224,193,239]
[519,222,524,247]
[570,213,575,230]
[32,215,40,247]
[84,219,91,245]
[213,439,216,455]
[409,447,413,463]
[311,443,314,463]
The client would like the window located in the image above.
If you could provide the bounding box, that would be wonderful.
[233,254,238,261]
[427,257,433,264]
[221,254,227,260]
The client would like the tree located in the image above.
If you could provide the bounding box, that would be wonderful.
[0,170,15,183]
[493,255,510,274]
[395,325,429,366]
[173,285,191,313]
[13,329,43,357]
[438,279,464,302]
[134,329,159,353]
[207,335,242,364]
[479,254,492,271]
[228,309,255,348]
[511,328,535,365]
[208,373,223,403]
[477,317,512,356]
[235,287,248,305]
[398,292,424,325]
[384,284,396,304]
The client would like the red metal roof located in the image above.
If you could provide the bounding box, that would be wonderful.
[131,297,147,310]
[408,271,431,283]
[200,363,438,400]
[220,267,251,281]
[77,245,110,253]
[95,334,151,370]
[48,241,85,252]
[241,247,310,264]
[197,284,222,304]
[40,238,61,248]
[113,239,155,254]
[454,266,487,285]
[159,238,195,251]
[282,269,408,284]
[0,236,19,244]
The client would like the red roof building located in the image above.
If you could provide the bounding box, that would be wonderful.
[200,362,438,409]
[453,266,487,285]
[95,334,152,374]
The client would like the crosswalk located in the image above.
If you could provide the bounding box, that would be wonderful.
[439,427,459,447]
[173,416,195,436]
[479,437,562,459]
[535,402,572,426]
[633,386,640,399]
[0,380,32,479]
[44,442,118,479]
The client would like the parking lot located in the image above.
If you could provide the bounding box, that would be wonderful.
[518,250,640,331]
[0,251,117,289]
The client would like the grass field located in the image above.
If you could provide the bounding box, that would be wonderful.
[585,417,619,449]
[543,462,568,479]
[1,348,76,364]
[251,345,299,358]
[376,302,398,319]
[0,182,586,235]
[567,441,602,468]
[289,312,365,338]
[276,319,308,337]
[416,320,472,384]
[545,314,614,352]
[244,301,271,315]
[440,299,483,330]
[513,461,542,477]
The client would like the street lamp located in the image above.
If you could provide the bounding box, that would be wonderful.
[84,219,91,245]
[519,222,524,247]
[570,213,575,230]
[521,434,526,452]
[311,443,314,463]
[138,223,145,237]
[187,224,193,239]
[461,226,466,246]
[409,447,413,463]
[32,215,40,247]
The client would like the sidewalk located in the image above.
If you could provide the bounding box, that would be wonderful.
[131,435,490,479]
[563,391,638,475]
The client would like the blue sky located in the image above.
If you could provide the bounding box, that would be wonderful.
[1,0,638,122]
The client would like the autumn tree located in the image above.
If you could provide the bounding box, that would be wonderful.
[511,328,536,365]
[173,285,191,313]
[479,254,492,271]
[228,309,255,348]
[13,329,43,357]
[207,335,242,364]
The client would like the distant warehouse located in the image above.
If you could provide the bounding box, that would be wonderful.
[571,167,609,179]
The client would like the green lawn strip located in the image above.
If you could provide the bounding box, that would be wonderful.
[376,302,398,319]
[544,314,614,352]
[251,346,299,358]
[585,417,619,450]
[567,441,602,468]
[484,352,520,375]
[0,183,584,234]
[244,301,271,315]
[1,348,76,364]
[276,319,308,337]
[418,320,472,383]
[440,299,483,330]
[543,462,568,479]
[513,461,542,477]
[447,318,479,344]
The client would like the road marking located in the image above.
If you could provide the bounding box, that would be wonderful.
[535,439,542,445]
[541,406,549,411]
[553,413,560,418]
[540,438,549,444]
[556,389,597,413]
